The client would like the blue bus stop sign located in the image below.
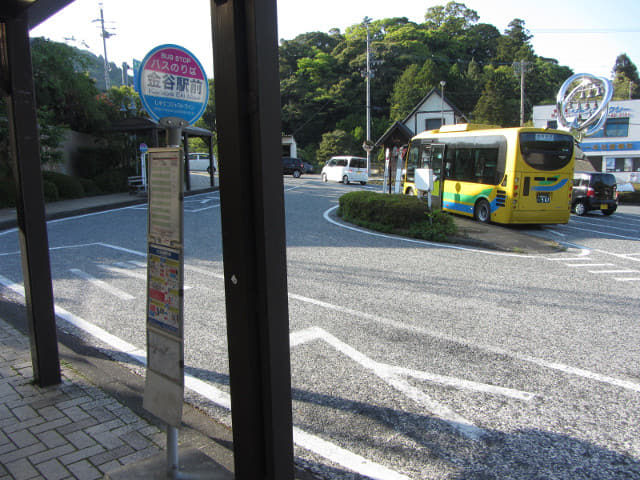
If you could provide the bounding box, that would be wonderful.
[136,44,208,126]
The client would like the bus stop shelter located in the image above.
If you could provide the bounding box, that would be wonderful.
[1,1,293,478]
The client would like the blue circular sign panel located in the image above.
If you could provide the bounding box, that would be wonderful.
[136,44,208,125]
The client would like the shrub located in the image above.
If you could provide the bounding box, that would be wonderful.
[0,178,16,208]
[93,168,131,193]
[42,180,59,202]
[42,171,84,199]
[78,177,101,196]
[338,191,457,241]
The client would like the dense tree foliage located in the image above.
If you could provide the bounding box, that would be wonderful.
[612,53,640,100]
[278,1,586,163]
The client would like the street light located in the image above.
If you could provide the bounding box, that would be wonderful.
[440,80,446,127]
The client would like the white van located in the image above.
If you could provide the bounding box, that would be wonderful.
[188,152,216,174]
[321,156,368,185]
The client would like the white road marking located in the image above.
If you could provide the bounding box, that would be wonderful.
[588,269,640,274]
[566,263,614,267]
[0,273,411,480]
[287,292,640,394]
[292,327,537,441]
[69,269,135,300]
[323,206,537,258]
[97,264,146,281]
[615,277,640,282]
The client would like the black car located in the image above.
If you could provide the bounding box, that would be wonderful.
[282,157,304,178]
[571,171,617,216]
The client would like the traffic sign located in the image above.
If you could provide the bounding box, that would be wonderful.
[136,44,208,126]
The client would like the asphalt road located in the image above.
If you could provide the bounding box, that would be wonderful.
[1,176,639,479]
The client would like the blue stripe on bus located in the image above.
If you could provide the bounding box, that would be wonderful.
[443,197,502,216]
[532,178,568,192]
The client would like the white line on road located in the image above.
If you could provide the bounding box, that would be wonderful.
[287,292,640,394]
[69,269,135,300]
[0,273,411,480]
[588,269,640,274]
[615,277,640,282]
[566,263,614,267]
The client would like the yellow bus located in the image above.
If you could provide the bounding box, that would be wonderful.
[402,124,575,224]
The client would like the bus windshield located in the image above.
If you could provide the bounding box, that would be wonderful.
[519,132,573,171]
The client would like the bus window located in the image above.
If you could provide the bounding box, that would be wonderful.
[519,132,573,171]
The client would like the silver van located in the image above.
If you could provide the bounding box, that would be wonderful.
[188,153,216,174]
[321,156,368,185]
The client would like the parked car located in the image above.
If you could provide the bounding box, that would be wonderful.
[571,171,617,216]
[302,161,314,174]
[282,157,305,178]
[321,156,368,185]
[188,152,216,174]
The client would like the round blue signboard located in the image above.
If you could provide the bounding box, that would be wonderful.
[136,44,208,125]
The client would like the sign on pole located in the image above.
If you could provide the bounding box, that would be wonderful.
[136,44,208,126]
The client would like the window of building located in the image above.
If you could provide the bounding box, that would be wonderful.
[425,118,443,130]
[590,117,629,138]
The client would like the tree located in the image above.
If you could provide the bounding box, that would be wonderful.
[316,129,352,163]
[472,66,520,126]
[612,54,640,100]
[30,38,112,133]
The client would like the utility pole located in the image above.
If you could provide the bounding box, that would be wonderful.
[94,3,115,90]
[364,17,372,172]
[514,60,529,126]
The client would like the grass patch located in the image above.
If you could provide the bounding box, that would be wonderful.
[337,190,457,242]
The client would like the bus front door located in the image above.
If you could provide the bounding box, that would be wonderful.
[419,143,445,208]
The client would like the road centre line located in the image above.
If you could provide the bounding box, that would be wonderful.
[0,273,408,480]
[615,277,640,282]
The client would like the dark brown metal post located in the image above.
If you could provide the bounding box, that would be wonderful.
[210,0,294,478]
[3,13,61,386]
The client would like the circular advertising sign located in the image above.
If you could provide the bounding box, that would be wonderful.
[136,44,208,126]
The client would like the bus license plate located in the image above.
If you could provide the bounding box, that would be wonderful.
[537,193,550,204]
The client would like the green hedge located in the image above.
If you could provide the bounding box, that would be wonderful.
[338,191,457,242]
[42,171,84,199]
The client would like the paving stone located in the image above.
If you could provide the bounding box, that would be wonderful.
[37,430,67,449]
[35,405,65,422]
[0,440,46,464]
[7,428,38,448]
[58,444,105,466]
[29,443,75,465]
[34,458,70,480]
[89,444,134,467]
[65,430,96,450]
[67,459,101,480]
[28,416,71,435]
[4,457,39,480]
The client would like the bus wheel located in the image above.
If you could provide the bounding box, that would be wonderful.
[405,188,413,196]
[474,199,491,223]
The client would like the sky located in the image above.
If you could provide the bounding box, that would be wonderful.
[29,0,640,82]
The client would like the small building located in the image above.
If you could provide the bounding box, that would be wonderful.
[376,88,467,192]
[533,100,640,185]
[281,135,297,158]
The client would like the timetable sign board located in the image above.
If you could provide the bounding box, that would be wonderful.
[144,147,185,427]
